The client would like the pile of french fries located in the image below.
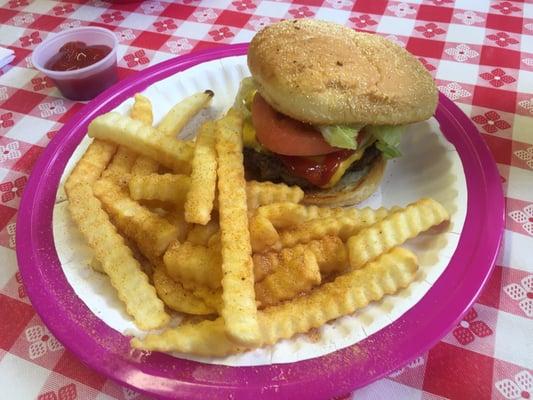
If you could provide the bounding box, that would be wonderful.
[64,90,450,356]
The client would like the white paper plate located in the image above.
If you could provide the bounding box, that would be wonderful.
[53,55,467,366]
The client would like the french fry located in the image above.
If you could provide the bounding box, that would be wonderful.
[164,241,222,290]
[249,214,280,253]
[93,178,177,259]
[128,173,303,217]
[252,252,277,283]
[303,235,348,275]
[138,255,155,279]
[157,90,214,137]
[250,203,390,253]
[165,207,191,243]
[131,91,209,175]
[89,257,104,273]
[130,94,153,125]
[65,139,117,273]
[132,247,418,354]
[129,95,161,176]
[255,202,310,228]
[186,218,219,246]
[253,235,347,281]
[216,109,260,345]
[249,205,395,253]
[100,94,156,187]
[147,244,222,314]
[274,207,393,251]
[207,231,221,248]
[66,138,113,279]
[131,156,160,176]
[129,173,190,207]
[258,247,418,345]
[68,186,169,330]
[65,145,169,330]
[64,139,116,191]
[255,248,321,308]
[348,198,449,269]
[254,202,360,227]
[185,121,217,225]
[246,181,304,209]
[100,146,135,187]
[180,280,223,313]
[153,266,215,315]
[88,112,193,174]
[91,236,150,275]
[132,318,243,357]
[165,234,329,296]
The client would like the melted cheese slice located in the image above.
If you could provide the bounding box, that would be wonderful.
[243,118,263,152]
[319,148,366,189]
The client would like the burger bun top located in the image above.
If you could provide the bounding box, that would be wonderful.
[248,19,438,126]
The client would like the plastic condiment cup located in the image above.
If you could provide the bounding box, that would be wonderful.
[32,27,119,101]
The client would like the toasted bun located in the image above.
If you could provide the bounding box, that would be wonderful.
[248,19,438,126]
[302,156,386,207]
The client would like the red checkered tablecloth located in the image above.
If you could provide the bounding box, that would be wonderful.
[0,0,532,399]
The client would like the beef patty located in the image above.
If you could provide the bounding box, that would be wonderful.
[243,144,381,190]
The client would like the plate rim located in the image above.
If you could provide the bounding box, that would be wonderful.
[16,43,505,400]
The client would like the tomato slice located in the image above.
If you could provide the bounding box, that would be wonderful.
[279,149,355,187]
[251,94,339,156]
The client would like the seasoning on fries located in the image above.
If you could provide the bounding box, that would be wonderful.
[185,121,218,225]
[131,248,419,355]
[65,140,169,331]
[88,112,193,174]
[215,109,260,346]
[65,88,450,357]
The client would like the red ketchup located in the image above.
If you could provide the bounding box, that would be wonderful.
[45,41,117,101]
[46,41,111,71]
[279,149,355,187]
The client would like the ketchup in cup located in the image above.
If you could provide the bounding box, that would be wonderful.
[46,41,112,71]
[32,27,118,101]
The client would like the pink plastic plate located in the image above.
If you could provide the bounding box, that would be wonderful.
[17,44,504,400]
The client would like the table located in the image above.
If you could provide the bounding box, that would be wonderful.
[0,0,532,399]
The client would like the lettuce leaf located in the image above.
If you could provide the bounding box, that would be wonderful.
[233,77,256,117]
[366,125,405,159]
[317,124,364,150]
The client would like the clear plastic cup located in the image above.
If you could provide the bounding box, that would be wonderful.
[32,27,118,101]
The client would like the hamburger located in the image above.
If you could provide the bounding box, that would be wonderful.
[234,19,438,206]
